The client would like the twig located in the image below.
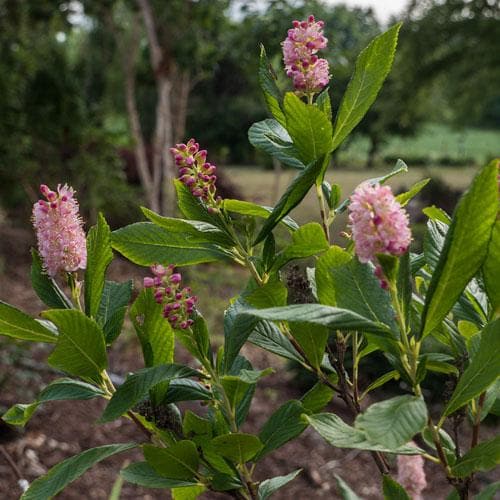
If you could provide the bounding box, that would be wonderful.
[471,392,486,449]
[0,444,23,481]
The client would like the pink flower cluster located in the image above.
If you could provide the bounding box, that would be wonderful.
[397,451,427,500]
[348,182,411,280]
[169,139,217,205]
[282,15,330,93]
[32,184,87,277]
[144,264,197,330]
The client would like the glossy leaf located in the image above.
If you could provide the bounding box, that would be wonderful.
[331,23,401,151]
[44,309,107,384]
[258,469,302,500]
[111,222,227,267]
[85,213,113,318]
[258,44,286,126]
[451,436,500,478]
[421,160,498,337]
[443,319,500,417]
[144,441,199,481]
[211,433,263,464]
[248,119,305,170]
[101,364,201,422]
[0,301,57,343]
[30,249,72,309]
[382,475,410,500]
[97,280,132,344]
[22,443,135,500]
[483,218,500,316]
[121,462,197,488]
[395,178,430,207]
[283,92,332,165]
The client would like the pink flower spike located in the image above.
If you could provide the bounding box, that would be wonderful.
[143,277,155,288]
[32,183,86,277]
[348,182,411,265]
[397,448,427,500]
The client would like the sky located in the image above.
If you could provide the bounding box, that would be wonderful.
[325,0,410,24]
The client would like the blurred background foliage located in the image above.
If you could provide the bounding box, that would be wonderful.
[0,0,499,226]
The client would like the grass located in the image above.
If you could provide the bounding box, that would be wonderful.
[337,123,500,167]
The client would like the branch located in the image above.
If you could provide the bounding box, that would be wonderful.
[137,0,162,72]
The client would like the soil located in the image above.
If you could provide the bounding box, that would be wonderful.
[0,224,498,499]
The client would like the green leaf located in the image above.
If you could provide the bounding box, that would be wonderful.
[360,370,400,399]
[451,436,500,478]
[305,413,424,454]
[130,288,174,368]
[248,119,305,170]
[174,179,221,225]
[246,280,288,309]
[248,320,304,363]
[483,218,500,316]
[22,443,135,500]
[254,155,327,245]
[3,378,104,426]
[382,475,410,500]
[335,475,362,500]
[97,280,133,344]
[142,207,233,248]
[422,205,452,224]
[240,304,395,338]
[256,401,307,460]
[221,368,273,412]
[164,379,211,404]
[121,461,197,488]
[112,222,228,267]
[182,410,212,438]
[283,92,332,165]
[44,309,107,384]
[316,88,332,121]
[258,44,286,126]
[442,319,500,418]
[222,199,299,231]
[211,433,263,464]
[144,441,199,480]
[258,469,302,500]
[85,213,113,318]
[474,481,500,500]
[0,301,57,343]
[289,322,328,369]
[30,249,72,309]
[172,485,206,500]
[331,23,401,151]
[100,364,202,422]
[395,178,430,207]
[355,396,428,449]
[271,222,329,271]
[301,377,336,414]
[108,471,124,500]
[421,160,499,337]
[316,248,398,332]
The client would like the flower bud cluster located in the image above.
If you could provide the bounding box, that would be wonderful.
[282,15,330,94]
[32,184,87,277]
[348,182,411,287]
[144,264,197,330]
[169,139,218,206]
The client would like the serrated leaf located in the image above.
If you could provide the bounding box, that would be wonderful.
[248,320,304,363]
[422,205,452,224]
[172,484,206,500]
[121,461,197,488]
[100,364,202,422]
[331,23,401,151]
[44,309,107,384]
[256,401,307,460]
[301,378,336,414]
[22,443,135,500]
[248,119,305,170]
[259,44,286,126]
[355,396,427,449]
[395,178,430,207]
[271,222,329,271]
[221,368,272,412]
[112,222,228,267]
[305,413,424,454]
[289,322,328,369]
[442,319,500,418]
[360,370,399,399]
[451,436,500,478]
[283,93,332,165]
[3,378,104,426]
[211,433,263,464]
[97,280,133,344]
[240,304,395,339]
[258,469,302,500]
[382,475,410,500]
[316,88,332,121]
[85,213,113,318]
[254,155,327,245]
[144,441,199,480]
[163,379,211,404]
[0,301,57,343]
[246,280,288,309]
[174,180,222,226]
[483,218,500,316]
[30,249,72,309]
[422,160,498,337]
